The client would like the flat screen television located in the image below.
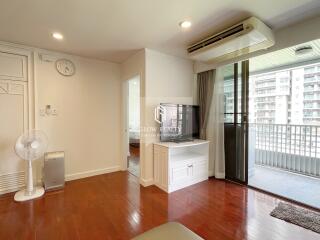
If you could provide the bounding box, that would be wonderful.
[159,103,200,142]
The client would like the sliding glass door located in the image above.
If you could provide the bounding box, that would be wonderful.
[223,60,249,183]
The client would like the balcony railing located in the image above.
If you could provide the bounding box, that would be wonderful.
[250,123,320,177]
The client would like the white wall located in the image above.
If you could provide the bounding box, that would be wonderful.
[34,50,122,181]
[120,49,194,185]
[120,50,146,173]
[142,49,194,184]
[128,76,140,131]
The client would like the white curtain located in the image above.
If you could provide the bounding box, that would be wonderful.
[207,68,225,179]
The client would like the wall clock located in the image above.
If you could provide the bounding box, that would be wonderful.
[55,59,76,76]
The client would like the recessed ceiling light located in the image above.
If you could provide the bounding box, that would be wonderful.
[179,21,192,29]
[52,32,63,40]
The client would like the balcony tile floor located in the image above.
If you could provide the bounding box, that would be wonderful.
[249,165,320,209]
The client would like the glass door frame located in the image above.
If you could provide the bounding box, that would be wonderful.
[224,60,249,184]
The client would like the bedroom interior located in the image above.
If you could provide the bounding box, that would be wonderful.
[1,0,320,239]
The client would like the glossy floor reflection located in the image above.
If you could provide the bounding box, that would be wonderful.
[249,165,320,209]
[128,145,140,177]
[0,171,319,240]
[128,156,140,177]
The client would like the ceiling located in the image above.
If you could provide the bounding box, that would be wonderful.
[250,39,320,73]
[222,39,320,78]
[1,0,320,63]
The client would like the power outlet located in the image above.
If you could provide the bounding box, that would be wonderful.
[52,109,58,116]
[40,106,58,116]
[40,109,46,116]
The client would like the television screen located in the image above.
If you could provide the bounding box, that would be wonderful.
[159,103,200,142]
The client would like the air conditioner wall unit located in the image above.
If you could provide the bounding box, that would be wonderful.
[188,17,275,63]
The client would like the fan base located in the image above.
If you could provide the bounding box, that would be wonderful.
[14,186,45,202]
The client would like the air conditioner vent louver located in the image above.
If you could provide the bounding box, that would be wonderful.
[188,24,245,53]
[188,17,275,63]
[0,171,25,194]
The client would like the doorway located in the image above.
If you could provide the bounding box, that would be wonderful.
[247,39,320,209]
[223,61,249,184]
[222,39,320,209]
[127,76,140,177]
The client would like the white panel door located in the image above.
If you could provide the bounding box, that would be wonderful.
[0,50,28,194]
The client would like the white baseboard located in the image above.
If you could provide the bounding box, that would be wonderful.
[208,170,225,179]
[65,166,120,181]
[2,166,121,194]
[140,177,154,187]
[214,172,225,179]
[0,186,22,195]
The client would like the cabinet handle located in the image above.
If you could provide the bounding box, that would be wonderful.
[188,164,193,167]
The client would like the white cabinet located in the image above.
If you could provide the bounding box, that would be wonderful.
[154,140,209,193]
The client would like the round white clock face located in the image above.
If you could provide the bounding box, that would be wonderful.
[55,59,75,76]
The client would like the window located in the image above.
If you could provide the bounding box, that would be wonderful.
[305,66,315,74]
[304,103,313,108]
[305,76,315,82]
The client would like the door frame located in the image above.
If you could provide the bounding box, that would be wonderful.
[121,75,141,176]
[242,60,249,185]
[0,42,34,129]
[0,42,35,193]
[224,60,249,184]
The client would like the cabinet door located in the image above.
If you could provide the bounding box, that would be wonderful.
[192,159,208,181]
[170,163,191,186]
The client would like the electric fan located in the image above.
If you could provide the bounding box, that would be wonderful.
[14,130,48,202]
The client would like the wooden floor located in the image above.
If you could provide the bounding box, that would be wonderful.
[129,145,139,157]
[128,145,140,177]
[0,171,319,240]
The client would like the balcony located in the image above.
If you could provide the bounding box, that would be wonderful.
[254,77,276,83]
[304,95,320,101]
[255,99,276,104]
[255,92,276,97]
[304,77,319,84]
[248,123,320,208]
[304,106,320,110]
[256,108,275,111]
[255,84,276,89]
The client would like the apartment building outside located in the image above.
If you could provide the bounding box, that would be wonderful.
[224,62,320,126]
